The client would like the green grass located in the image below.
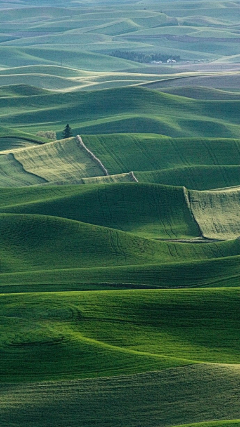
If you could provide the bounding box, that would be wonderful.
[82,134,240,177]
[0,86,240,139]
[2,212,240,274]
[0,182,201,239]
[0,288,239,382]
[1,254,240,292]
[174,422,240,427]
[136,165,240,190]
[0,366,240,427]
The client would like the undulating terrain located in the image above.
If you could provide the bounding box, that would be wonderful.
[0,1,240,426]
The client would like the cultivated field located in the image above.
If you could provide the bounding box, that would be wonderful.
[0,1,240,426]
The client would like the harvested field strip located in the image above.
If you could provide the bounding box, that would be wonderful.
[13,137,105,184]
[0,365,240,426]
[81,172,138,184]
[76,135,109,175]
[0,153,45,187]
[189,187,240,240]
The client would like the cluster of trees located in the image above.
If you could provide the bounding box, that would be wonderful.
[36,130,57,140]
[109,50,180,63]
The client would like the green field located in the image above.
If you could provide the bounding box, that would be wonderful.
[0,1,240,426]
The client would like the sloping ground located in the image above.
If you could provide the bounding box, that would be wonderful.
[80,171,137,184]
[188,187,240,240]
[136,165,240,190]
[0,365,240,427]
[0,137,42,153]
[160,86,240,100]
[1,254,240,291]
[0,289,239,383]
[82,134,240,176]
[1,213,240,275]
[1,132,240,190]
[0,153,46,187]
[13,137,105,184]
[0,183,201,239]
[0,86,240,139]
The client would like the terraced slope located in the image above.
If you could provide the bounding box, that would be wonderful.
[3,132,240,190]
[0,153,46,187]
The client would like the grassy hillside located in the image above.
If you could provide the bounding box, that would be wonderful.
[0,183,200,239]
[2,212,240,275]
[0,3,240,426]
[1,254,240,292]
[0,288,239,383]
[83,134,240,178]
[136,165,240,190]
[0,86,239,139]
[0,365,240,427]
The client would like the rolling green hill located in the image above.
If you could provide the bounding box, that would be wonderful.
[0,288,239,382]
[0,2,240,426]
[0,183,200,239]
[0,365,240,427]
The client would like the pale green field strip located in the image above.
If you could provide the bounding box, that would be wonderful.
[160,87,240,101]
[81,171,138,184]
[0,289,239,383]
[146,74,240,91]
[188,187,240,240]
[14,137,105,184]
[0,153,46,187]
[0,365,240,427]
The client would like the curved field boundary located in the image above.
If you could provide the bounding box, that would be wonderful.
[76,135,109,176]
[0,153,46,187]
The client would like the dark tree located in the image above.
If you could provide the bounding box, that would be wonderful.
[62,124,73,139]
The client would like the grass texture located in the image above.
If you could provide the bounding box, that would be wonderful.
[0,366,240,426]
[0,288,239,383]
